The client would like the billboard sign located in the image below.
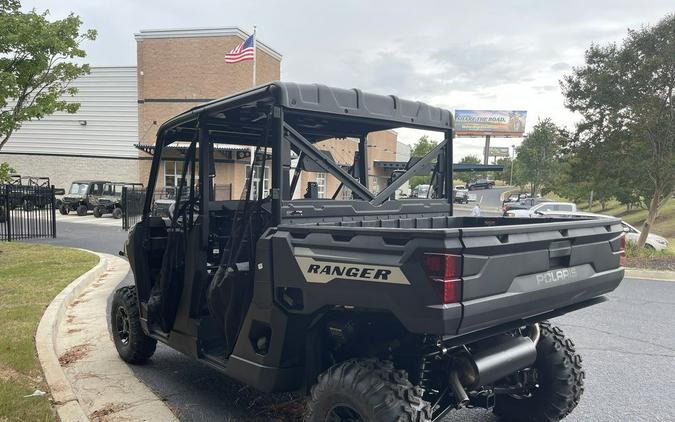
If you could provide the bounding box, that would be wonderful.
[486,147,510,157]
[455,110,527,137]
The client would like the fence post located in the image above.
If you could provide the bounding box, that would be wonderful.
[122,186,128,231]
[4,185,11,242]
[50,185,57,238]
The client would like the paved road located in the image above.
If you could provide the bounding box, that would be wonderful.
[28,216,675,422]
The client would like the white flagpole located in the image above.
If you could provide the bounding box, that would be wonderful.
[249,26,257,199]
[252,26,257,87]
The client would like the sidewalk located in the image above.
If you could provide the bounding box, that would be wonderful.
[625,268,675,281]
[37,252,177,422]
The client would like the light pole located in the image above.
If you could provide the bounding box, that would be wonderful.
[509,144,515,186]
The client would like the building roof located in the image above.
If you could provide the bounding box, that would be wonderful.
[134,27,282,61]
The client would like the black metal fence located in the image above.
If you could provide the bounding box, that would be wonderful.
[121,186,146,231]
[121,184,232,231]
[1,184,57,241]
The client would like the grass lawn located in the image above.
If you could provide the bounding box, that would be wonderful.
[0,242,98,421]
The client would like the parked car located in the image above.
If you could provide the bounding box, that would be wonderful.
[538,211,670,251]
[454,185,469,203]
[467,179,494,190]
[111,82,624,422]
[410,184,432,198]
[504,193,521,203]
[502,197,551,215]
[621,221,669,251]
[505,201,577,218]
[60,180,110,216]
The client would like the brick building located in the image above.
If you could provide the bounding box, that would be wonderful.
[1,27,410,198]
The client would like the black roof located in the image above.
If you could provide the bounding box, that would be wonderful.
[158,82,454,145]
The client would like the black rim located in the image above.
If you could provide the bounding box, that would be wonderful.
[115,307,131,346]
[326,404,363,422]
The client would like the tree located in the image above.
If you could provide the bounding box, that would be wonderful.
[409,136,438,188]
[561,14,675,249]
[516,119,565,196]
[0,161,14,183]
[0,0,97,151]
[456,154,481,185]
[411,135,437,157]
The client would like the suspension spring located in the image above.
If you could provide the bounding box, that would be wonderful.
[417,336,438,397]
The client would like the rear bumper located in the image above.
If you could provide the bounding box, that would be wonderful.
[458,266,624,334]
[416,267,623,336]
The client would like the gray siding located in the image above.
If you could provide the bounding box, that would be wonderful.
[3,67,138,158]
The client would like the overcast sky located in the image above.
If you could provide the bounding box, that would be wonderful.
[23,0,674,158]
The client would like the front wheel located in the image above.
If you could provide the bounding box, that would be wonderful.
[494,322,584,422]
[93,206,103,218]
[111,286,157,364]
[76,204,88,216]
[305,359,431,422]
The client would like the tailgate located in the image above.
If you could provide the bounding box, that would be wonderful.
[458,218,624,334]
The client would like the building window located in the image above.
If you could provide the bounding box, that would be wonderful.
[164,160,198,187]
[341,187,353,200]
[316,172,326,198]
[245,165,270,200]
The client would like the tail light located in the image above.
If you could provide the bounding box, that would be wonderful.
[423,253,462,303]
[619,234,626,267]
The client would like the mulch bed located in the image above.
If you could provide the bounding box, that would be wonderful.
[626,256,675,272]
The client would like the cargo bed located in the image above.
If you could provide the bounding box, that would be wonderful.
[272,215,625,337]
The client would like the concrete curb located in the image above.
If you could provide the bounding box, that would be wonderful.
[35,249,106,422]
[625,268,675,281]
[36,250,178,422]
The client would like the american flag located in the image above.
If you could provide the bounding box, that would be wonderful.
[225,34,254,63]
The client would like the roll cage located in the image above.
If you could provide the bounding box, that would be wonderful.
[142,82,455,231]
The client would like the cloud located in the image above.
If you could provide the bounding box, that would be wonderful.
[551,62,571,71]
[20,0,675,152]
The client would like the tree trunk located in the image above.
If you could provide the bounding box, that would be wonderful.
[0,133,12,151]
[588,190,594,211]
[636,190,661,249]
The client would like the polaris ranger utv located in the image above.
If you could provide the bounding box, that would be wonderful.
[111,82,624,421]
[92,181,144,219]
[60,180,110,216]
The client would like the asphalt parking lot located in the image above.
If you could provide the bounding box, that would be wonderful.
[28,214,675,422]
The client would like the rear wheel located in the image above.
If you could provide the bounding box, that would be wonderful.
[111,286,156,364]
[494,321,584,422]
[76,204,88,216]
[305,359,431,422]
[59,205,69,215]
[112,207,123,219]
[93,207,103,218]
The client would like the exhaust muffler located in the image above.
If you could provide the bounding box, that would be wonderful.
[450,328,539,406]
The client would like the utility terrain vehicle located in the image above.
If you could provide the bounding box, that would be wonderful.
[59,180,110,216]
[111,82,624,421]
[92,182,144,219]
[3,175,52,210]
